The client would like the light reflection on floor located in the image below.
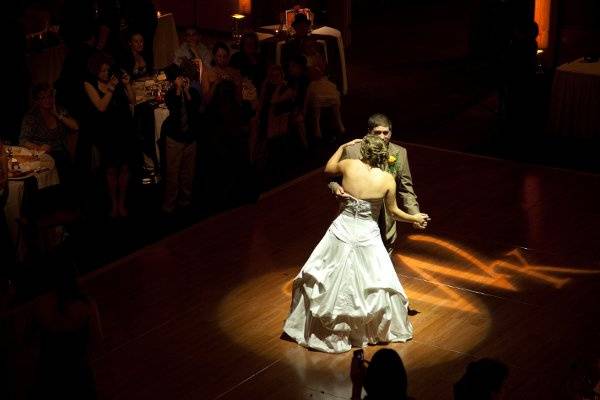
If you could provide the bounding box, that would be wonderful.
[218,234,599,369]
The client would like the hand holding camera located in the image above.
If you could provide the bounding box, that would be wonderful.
[351,349,367,399]
[107,75,119,92]
[120,71,131,86]
[174,76,185,89]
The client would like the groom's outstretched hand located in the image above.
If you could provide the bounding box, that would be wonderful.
[412,213,431,229]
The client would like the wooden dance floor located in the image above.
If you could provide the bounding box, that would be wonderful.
[19,144,600,398]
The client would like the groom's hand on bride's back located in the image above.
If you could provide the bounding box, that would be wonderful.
[328,182,350,198]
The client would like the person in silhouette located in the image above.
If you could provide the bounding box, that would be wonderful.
[453,358,509,400]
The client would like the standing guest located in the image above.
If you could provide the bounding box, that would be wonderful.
[259,65,294,141]
[281,12,312,71]
[230,32,264,150]
[286,55,310,148]
[61,0,123,55]
[120,32,151,80]
[230,32,267,94]
[206,42,242,103]
[502,20,539,133]
[161,64,201,214]
[204,79,255,205]
[20,83,79,183]
[303,66,344,141]
[55,26,99,120]
[173,26,212,69]
[83,53,136,218]
[121,0,157,68]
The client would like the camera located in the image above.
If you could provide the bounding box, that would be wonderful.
[353,349,364,361]
[109,66,125,80]
[180,58,199,81]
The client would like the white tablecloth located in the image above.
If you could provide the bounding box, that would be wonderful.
[260,25,348,95]
[548,58,600,138]
[311,26,348,95]
[4,149,59,259]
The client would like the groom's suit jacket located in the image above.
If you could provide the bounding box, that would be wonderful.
[341,141,420,248]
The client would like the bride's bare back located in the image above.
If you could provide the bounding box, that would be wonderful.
[339,159,391,200]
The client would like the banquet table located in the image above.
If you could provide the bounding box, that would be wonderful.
[548,57,600,138]
[3,147,60,259]
[153,13,179,70]
[132,77,170,171]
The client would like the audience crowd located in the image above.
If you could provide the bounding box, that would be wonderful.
[2,5,346,299]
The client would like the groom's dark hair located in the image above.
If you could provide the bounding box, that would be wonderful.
[368,113,392,133]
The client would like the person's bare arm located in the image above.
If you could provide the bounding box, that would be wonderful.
[327,140,358,197]
[84,81,115,112]
[57,113,79,131]
[325,139,362,175]
[120,73,136,105]
[51,96,79,130]
[385,176,429,226]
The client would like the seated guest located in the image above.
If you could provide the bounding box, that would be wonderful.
[173,26,211,68]
[161,64,201,214]
[120,32,151,80]
[20,83,79,182]
[230,32,267,94]
[83,53,136,218]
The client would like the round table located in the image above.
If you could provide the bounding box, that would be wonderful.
[548,58,600,138]
[3,147,60,260]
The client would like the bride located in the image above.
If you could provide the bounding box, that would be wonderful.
[283,135,430,353]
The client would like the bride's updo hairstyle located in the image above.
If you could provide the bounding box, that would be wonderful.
[360,134,389,169]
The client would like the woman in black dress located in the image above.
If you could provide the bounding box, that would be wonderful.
[84,52,136,217]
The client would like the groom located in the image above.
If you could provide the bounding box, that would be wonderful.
[328,113,424,253]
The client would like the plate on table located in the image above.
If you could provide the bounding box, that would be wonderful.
[7,146,33,157]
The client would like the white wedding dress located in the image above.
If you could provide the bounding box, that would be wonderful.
[283,195,413,353]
